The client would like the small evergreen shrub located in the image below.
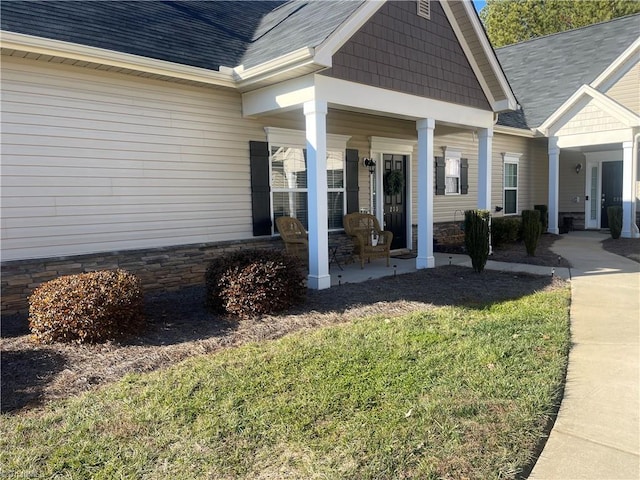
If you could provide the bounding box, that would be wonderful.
[29,269,144,344]
[205,249,306,318]
[464,209,491,273]
[491,216,521,248]
[534,204,549,233]
[522,210,542,256]
[607,206,623,239]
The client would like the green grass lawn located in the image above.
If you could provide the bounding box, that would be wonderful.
[1,287,570,479]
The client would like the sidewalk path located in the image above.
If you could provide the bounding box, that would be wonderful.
[529,231,640,479]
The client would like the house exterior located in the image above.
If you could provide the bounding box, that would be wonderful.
[0,1,637,315]
[495,14,640,237]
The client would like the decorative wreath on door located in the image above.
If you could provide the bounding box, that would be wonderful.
[384,169,404,195]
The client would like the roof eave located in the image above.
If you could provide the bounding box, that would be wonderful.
[591,37,640,91]
[0,30,236,88]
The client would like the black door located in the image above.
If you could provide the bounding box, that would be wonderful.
[383,154,407,250]
[601,161,623,228]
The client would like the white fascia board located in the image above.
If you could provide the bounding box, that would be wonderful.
[315,75,494,127]
[494,125,536,138]
[242,74,316,117]
[0,30,235,88]
[539,84,640,136]
[233,47,316,88]
[439,1,517,113]
[314,0,387,67]
[591,38,640,91]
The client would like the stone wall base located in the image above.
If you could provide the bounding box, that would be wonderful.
[2,233,357,316]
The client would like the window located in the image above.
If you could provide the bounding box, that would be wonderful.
[270,146,345,231]
[445,157,460,194]
[266,128,351,233]
[503,153,521,215]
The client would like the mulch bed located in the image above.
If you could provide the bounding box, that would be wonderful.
[2,263,566,415]
[490,233,572,268]
[601,237,640,264]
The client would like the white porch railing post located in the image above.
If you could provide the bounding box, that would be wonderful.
[621,140,639,238]
[304,100,331,289]
[416,118,435,269]
[477,127,493,211]
[548,136,560,235]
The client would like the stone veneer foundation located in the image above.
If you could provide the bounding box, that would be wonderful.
[1,233,356,316]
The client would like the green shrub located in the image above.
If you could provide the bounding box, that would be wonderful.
[464,210,491,273]
[534,204,549,233]
[205,249,306,318]
[491,216,521,248]
[522,210,542,256]
[607,206,623,239]
[29,269,144,344]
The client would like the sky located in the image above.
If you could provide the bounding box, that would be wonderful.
[473,1,487,12]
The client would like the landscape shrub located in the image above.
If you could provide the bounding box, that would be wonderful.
[464,209,491,273]
[29,269,144,344]
[522,210,542,256]
[491,216,521,248]
[607,206,623,239]
[205,249,306,318]
[534,204,549,233]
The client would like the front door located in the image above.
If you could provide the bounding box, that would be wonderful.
[600,161,623,228]
[383,154,407,250]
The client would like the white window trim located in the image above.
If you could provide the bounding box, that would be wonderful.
[443,147,462,196]
[502,152,522,215]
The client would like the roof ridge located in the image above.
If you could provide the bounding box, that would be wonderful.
[496,12,640,51]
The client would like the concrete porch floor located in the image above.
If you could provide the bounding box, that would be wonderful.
[328,251,570,286]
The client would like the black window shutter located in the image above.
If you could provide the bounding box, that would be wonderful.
[249,141,271,236]
[435,156,445,195]
[346,149,359,214]
[460,158,469,195]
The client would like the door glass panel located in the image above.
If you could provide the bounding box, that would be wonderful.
[590,166,598,221]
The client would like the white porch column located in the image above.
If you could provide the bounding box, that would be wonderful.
[477,127,493,210]
[304,100,331,289]
[548,136,560,235]
[416,118,435,269]
[621,140,639,238]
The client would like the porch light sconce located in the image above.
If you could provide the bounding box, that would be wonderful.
[575,163,583,174]
[495,206,503,212]
[363,157,376,174]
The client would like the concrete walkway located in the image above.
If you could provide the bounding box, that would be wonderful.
[529,231,640,480]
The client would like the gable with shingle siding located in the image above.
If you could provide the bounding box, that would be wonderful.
[320,0,490,110]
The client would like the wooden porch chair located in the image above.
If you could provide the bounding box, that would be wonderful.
[275,216,308,262]
[343,212,393,268]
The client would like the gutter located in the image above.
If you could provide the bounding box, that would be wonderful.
[0,31,236,88]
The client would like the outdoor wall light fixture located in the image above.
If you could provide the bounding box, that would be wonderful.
[575,163,583,174]
[363,157,376,174]
[495,206,503,212]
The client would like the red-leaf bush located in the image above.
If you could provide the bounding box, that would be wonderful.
[29,269,144,344]
[205,249,306,318]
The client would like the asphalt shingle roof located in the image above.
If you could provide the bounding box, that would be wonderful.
[0,0,363,71]
[496,14,640,129]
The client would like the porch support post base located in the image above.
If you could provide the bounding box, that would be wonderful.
[416,256,435,269]
[307,274,331,290]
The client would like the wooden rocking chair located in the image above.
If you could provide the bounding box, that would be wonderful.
[343,212,393,268]
[275,216,308,262]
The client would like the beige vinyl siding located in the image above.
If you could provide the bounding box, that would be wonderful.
[558,150,587,213]
[556,101,629,136]
[605,63,639,114]
[1,55,265,261]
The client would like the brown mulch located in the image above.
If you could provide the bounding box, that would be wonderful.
[1,238,568,415]
[601,237,640,264]
[490,233,571,268]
